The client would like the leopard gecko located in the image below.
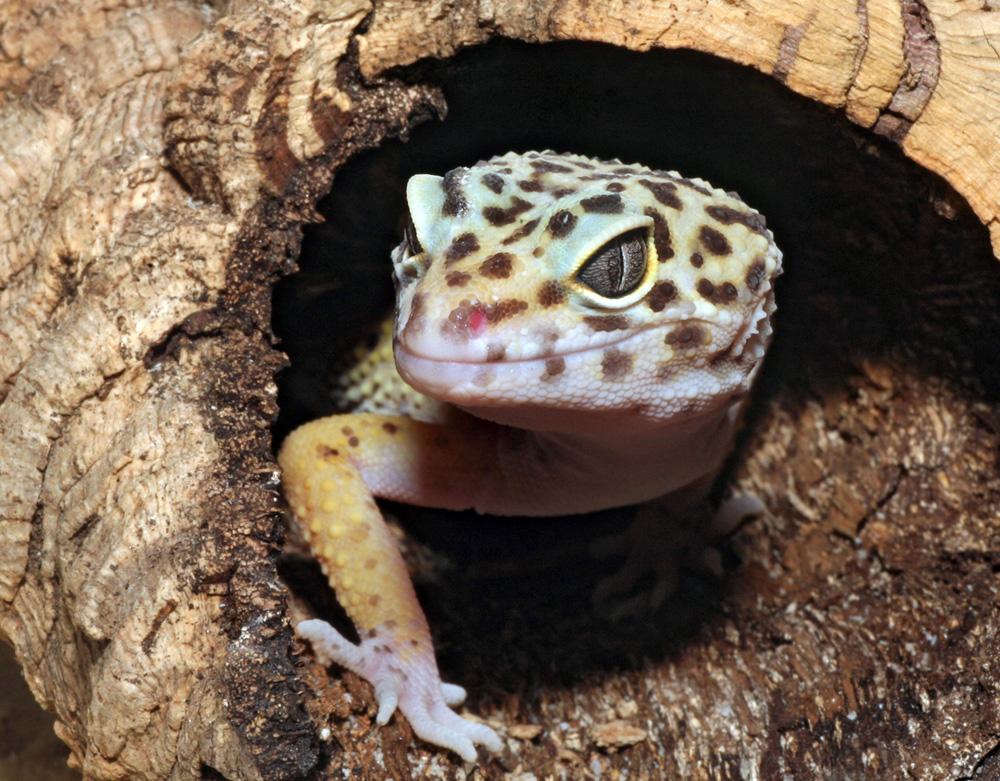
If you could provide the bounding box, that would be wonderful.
[279,151,782,761]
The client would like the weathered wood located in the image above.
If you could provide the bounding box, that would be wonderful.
[1,0,998,779]
[356,0,1000,259]
[1,0,438,777]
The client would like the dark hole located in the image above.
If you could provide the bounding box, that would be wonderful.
[273,39,1000,689]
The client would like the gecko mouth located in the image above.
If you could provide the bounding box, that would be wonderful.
[395,315,754,406]
[393,325,649,402]
[396,320,657,368]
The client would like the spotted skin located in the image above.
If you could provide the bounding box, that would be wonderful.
[279,152,782,762]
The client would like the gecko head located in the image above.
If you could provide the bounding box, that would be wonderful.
[391,152,782,431]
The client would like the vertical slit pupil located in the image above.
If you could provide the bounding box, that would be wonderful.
[575,229,647,297]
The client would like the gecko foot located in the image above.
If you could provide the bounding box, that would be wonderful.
[298,619,502,762]
[590,493,763,620]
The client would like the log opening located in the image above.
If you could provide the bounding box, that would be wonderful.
[275,39,1000,778]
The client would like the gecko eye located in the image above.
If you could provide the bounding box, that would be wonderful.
[403,212,423,256]
[574,229,647,298]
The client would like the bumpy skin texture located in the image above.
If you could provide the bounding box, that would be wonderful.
[279,152,782,762]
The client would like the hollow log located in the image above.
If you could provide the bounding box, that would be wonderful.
[1,0,998,779]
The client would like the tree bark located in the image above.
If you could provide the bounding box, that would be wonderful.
[1,0,998,779]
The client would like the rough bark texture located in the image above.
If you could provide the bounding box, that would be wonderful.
[0,1,998,780]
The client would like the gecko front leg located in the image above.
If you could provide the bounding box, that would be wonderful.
[279,414,503,762]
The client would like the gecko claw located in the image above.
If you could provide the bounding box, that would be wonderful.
[298,618,501,762]
[374,683,399,725]
[440,682,468,706]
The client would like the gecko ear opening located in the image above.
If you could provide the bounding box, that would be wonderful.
[405,174,446,251]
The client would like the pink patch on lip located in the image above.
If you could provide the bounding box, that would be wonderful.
[468,308,487,336]
[445,299,489,340]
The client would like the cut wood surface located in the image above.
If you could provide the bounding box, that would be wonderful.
[0,0,998,779]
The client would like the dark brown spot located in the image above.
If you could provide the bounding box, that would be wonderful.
[705,204,769,236]
[445,232,480,264]
[340,426,354,436]
[348,436,360,447]
[643,207,674,260]
[573,160,596,170]
[381,422,398,434]
[531,160,574,173]
[537,280,566,307]
[665,325,704,348]
[548,210,577,238]
[482,172,504,193]
[532,246,544,257]
[746,260,766,291]
[638,179,682,209]
[502,217,541,246]
[579,173,617,181]
[441,169,467,216]
[699,225,732,255]
[479,253,514,279]
[677,178,712,196]
[583,315,630,332]
[691,252,704,268]
[601,347,632,379]
[539,328,559,349]
[318,445,340,459]
[486,344,506,362]
[612,167,634,175]
[606,182,625,192]
[483,196,533,226]
[696,277,738,305]
[551,188,576,198]
[645,280,677,312]
[485,298,529,323]
[542,357,566,380]
[518,180,546,192]
[446,270,471,287]
[580,194,624,214]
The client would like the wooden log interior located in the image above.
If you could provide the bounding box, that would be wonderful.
[1,0,998,779]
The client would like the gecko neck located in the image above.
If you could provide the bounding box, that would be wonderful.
[458,401,743,515]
